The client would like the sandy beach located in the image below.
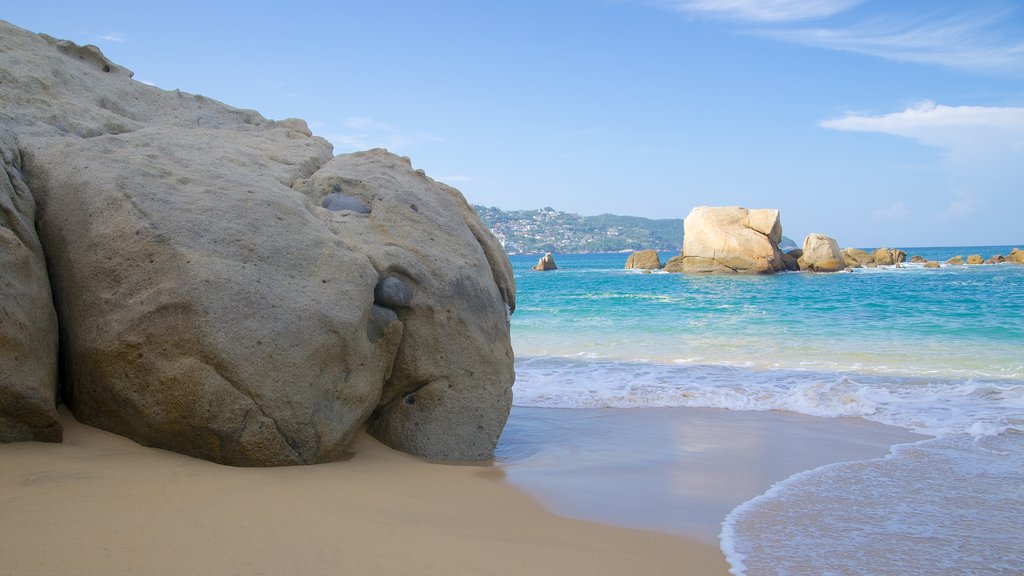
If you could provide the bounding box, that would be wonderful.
[0,409,728,576]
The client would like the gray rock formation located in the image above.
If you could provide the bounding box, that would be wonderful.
[0,21,514,465]
[674,206,785,274]
[0,127,61,442]
[797,233,845,273]
[625,250,662,270]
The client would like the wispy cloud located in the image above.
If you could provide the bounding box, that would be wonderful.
[657,0,862,22]
[99,32,126,43]
[760,8,1024,73]
[822,101,1024,220]
[324,116,446,152]
[647,1,1024,74]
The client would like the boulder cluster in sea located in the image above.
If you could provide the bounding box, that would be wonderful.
[0,21,515,466]
[620,206,1022,274]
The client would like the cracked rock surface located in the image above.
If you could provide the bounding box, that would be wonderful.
[0,20,515,465]
[667,206,786,274]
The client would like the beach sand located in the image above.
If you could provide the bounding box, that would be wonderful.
[499,407,926,545]
[0,409,728,576]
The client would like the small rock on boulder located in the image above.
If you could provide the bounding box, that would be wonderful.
[797,233,845,273]
[625,250,662,270]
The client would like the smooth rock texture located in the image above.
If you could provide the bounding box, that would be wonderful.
[843,248,873,266]
[871,247,906,266]
[0,127,61,442]
[797,233,845,273]
[946,255,964,266]
[676,206,785,274]
[966,254,984,265]
[0,21,514,465]
[533,252,558,271]
[291,150,515,461]
[625,250,662,270]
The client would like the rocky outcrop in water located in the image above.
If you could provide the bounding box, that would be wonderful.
[625,250,662,270]
[672,206,785,274]
[533,252,558,271]
[798,234,845,273]
[0,21,514,465]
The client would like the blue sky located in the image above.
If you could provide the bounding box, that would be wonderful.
[5,1,1023,247]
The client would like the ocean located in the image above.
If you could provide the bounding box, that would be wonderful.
[496,248,1024,575]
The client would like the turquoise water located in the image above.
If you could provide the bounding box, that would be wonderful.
[502,248,1024,575]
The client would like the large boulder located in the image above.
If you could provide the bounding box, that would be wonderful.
[797,233,845,272]
[675,206,785,274]
[923,261,940,268]
[1008,248,1024,264]
[0,21,514,465]
[843,248,873,266]
[966,254,984,265]
[946,255,964,266]
[871,247,906,266]
[0,127,61,442]
[625,250,662,270]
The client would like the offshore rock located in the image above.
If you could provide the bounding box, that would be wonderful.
[1009,248,1024,264]
[625,250,662,270]
[871,247,906,266]
[798,233,845,273]
[966,254,984,265]
[945,255,964,266]
[0,21,514,465]
[533,252,558,271]
[0,127,61,442]
[676,206,785,274]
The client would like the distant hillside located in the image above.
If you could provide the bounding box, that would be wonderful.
[473,205,682,254]
[473,205,798,254]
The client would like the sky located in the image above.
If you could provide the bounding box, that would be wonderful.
[4,1,1023,247]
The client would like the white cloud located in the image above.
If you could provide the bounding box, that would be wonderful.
[100,32,126,43]
[820,101,1024,147]
[325,116,446,152]
[822,102,1024,222]
[647,1,1024,73]
[760,9,1024,73]
[656,0,862,22]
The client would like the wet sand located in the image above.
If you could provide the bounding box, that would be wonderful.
[497,406,926,544]
[0,409,727,576]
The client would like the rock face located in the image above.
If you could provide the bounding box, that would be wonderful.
[675,206,785,274]
[625,250,662,270]
[0,127,62,442]
[0,21,514,465]
[797,233,845,273]
[843,248,873,266]
[871,247,906,266]
[533,252,557,271]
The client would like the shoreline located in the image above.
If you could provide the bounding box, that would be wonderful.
[0,408,728,576]
[497,406,926,545]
